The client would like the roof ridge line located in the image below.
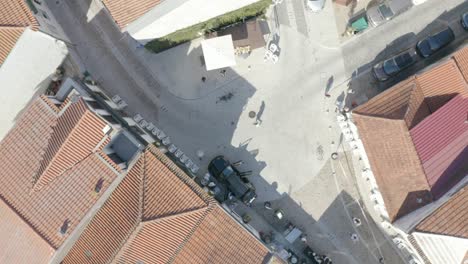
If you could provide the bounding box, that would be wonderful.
[146,146,212,205]
[352,111,405,121]
[141,205,210,224]
[31,152,96,193]
[452,53,468,85]
[167,203,216,264]
[402,83,422,126]
[108,153,147,264]
[32,106,96,191]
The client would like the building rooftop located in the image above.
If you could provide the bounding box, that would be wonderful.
[0,27,24,65]
[353,46,468,222]
[410,95,468,199]
[102,0,161,28]
[0,95,123,261]
[0,0,39,65]
[0,0,38,29]
[415,186,467,239]
[64,146,270,264]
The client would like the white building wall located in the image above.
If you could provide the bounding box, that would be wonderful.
[126,0,261,43]
[0,29,68,140]
[29,0,70,42]
[413,232,468,264]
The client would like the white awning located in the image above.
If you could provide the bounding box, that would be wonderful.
[201,35,236,71]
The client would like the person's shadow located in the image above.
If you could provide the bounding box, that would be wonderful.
[324,76,334,96]
[256,101,266,123]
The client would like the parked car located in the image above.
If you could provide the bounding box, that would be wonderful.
[462,12,468,31]
[416,27,455,58]
[306,0,326,12]
[208,156,257,205]
[373,48,418,81]
[366,0,412,27]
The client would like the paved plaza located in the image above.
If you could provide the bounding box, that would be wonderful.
[44,0,467,263]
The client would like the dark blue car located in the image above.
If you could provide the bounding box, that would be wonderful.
[416,27,455,58]
[462,12,468,30]
[373,48,418,82]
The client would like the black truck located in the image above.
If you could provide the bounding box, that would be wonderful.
[208,156,257,205]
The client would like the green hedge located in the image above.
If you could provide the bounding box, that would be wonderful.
[145,0,272,53]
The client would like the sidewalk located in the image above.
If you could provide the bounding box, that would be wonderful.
[332,0,373,43]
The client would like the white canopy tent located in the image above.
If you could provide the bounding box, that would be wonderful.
[201,35,236,71]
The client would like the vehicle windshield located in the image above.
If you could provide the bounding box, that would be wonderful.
[428,37,441,51]
[221,165,235,178]
[395,53,414,68]
[383,59,399,75]
[378,4,394,19]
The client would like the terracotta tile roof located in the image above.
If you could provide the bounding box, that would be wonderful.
[62,155,144,264]
[143,151,208,220]
[453,47,468,83]
[0,0,40,65]
[65,146,269,264]
[352,115,432,221]
[119,208,209,264]
[0,200,54,264]
[0,0,39,29]
[353,46,468,221]
[102,0,162,29]
[0,27,24,65]
[33,99,109,191]
[410,95,468,198]
[415,186,468,238]
[0,96,119,261]
[173,205,271,264]
[353,78,418,120]
[415,59,468,112]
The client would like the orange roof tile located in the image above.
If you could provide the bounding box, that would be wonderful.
[62,155,144,264]
[352,115,432,221]
[0,0,40,65]
[0,96,119,261]
[143,152,208,220]
[0,200,54,264]
[415,186,468,238]
[174,205,271,264]
[352,46,468,221]
[0,27,24,65]
[0,0,39,29]
[102,0,161,28]
[415,59,468,112]
[119,208,209,264]
[34,99,108,190]
[65,146,269,264]
[453,47,468,83]
[353,78,417,120]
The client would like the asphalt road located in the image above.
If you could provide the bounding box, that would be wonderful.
[38,0,467,263]
[342,0,468,84]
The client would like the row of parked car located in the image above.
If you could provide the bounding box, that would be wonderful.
[372,12,468,82]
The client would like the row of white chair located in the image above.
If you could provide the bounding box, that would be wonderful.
[132,114,199,174]
[111,94,128,109]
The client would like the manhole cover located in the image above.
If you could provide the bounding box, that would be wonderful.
[248,111,256,118]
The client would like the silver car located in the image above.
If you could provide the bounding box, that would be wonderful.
[307,0,326,13]
[366,0,412,27]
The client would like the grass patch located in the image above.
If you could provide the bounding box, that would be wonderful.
[145,0,272,53]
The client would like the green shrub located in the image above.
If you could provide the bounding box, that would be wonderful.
[145,0,272,53]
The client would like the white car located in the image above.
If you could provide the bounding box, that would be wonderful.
[307,0,325,12]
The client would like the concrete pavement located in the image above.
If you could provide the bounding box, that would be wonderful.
[37,0,468,263]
